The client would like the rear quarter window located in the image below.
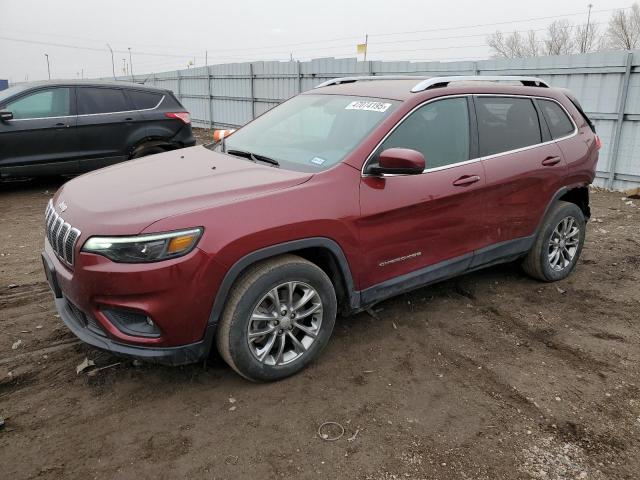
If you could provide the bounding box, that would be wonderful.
[475,97,542,157]
[538,99,575,139]
[128,90,163,110]
[77,87,131,115]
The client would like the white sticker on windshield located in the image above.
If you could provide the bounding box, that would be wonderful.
[310,157,326,165]
[345,101,392,113]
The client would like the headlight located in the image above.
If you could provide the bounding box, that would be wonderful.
[82,228,203,263]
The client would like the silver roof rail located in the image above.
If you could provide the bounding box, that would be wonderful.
[410,75,549,92]
[314,75,426,89]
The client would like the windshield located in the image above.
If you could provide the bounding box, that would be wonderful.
[209,94,399,172]
[0,84,29,105]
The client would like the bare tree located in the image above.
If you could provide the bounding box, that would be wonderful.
[487,30,539,58]
[524,30,541,57]
[575,23,599,53]
[545,20,574,55]
[606,4,640,49]
[487,31,510,58]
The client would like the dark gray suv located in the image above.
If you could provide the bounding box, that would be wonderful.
[0,80,194,179]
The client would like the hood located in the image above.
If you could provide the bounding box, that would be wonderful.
[55,146,313,235]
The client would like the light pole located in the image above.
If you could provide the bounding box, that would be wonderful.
[107,43,116,80]
[128,47,134,82]
[585,4,593,52]
[44,53,50,79]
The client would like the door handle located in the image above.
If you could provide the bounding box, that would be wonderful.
[541,156,561,166]
[125,117,134,121]
[452,175,481,187]
[54,122,70,128]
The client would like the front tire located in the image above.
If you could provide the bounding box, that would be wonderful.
[216,255,337,381]
[522,201,586,282]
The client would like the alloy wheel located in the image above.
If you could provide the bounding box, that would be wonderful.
[247,281,323,366]
[548,216,580,271]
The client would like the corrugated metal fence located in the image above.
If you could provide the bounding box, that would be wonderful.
[117,51,640,191]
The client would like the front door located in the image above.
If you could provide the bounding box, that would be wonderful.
[0,86,78,176]
[358,96,489,299]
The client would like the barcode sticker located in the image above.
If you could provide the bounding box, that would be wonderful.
[345,101,392,112]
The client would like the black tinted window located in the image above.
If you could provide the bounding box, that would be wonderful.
[129,90,163,110]
[377,97,470,169]
[5,88,70,119]
[476,97,541,156]
[539,99,575,139]
[77,88,130,114]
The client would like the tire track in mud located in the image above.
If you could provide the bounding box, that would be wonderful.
[0,282,51,310]
[451,281,612,374]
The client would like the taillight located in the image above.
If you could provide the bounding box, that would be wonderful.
[594,134,601,150]
[164,112,191,124]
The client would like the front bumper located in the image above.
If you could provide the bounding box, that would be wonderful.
[54,295,215,365]
[42,238,224,365]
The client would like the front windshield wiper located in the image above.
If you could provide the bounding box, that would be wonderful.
[226,149,280,167]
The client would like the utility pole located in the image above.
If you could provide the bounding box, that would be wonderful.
[122,58,127,76]
[107,43,116,79]
[44,53,50,79]
[205,50,208,66]
[81,68,84,79]
[128,47,134,81]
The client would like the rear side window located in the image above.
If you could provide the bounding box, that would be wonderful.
[538,99,575,139]
[128,90,163,110]
[5,88,70,119]
[476,97,542,156]
[377,97,470,169]
[77,87,130,115]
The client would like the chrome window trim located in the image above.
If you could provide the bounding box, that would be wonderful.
[361,93,578,178]
[5,92,165,122]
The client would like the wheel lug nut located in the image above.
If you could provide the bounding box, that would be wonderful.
[290,312,295,318]
[273,320,279,326]
[278,329,284,334]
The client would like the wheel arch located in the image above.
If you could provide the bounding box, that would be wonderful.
[558,186,590,219]
[207,238,359,330]
[129,138,175,158]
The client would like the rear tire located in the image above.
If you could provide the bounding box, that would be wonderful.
[522,201,586,282]
[216,255,337,382]
[131,145,166,159]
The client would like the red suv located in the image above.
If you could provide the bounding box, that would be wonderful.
[42,76,599,381]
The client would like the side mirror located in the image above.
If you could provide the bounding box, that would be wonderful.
[369,148,425,175]
[0,111,13,122]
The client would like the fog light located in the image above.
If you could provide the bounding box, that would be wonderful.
[101,308,161,338]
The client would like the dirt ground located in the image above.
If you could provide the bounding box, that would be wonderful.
[1,146,639,479]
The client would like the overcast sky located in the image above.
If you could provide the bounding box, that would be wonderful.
[0,0,628,83]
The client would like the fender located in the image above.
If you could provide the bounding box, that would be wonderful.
[206,237,360,328]
[534,186,569,234]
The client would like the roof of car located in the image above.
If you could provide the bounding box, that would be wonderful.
[17,79,168,92]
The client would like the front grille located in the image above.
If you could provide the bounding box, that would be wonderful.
[45,200,81,266]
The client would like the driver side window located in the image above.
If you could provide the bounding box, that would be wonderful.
[374,97,470,170]
[5,88,71,120]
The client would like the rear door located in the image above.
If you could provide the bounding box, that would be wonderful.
[0,86,78,176]
[476,95,568,250]
[358,96,489,293]
[75,86,143,170]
